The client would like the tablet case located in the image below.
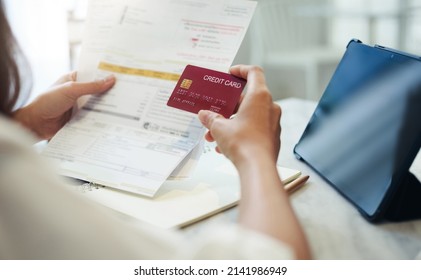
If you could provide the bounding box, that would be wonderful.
[294,39,421,222]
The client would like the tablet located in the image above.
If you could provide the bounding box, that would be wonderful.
[294,39,421,222]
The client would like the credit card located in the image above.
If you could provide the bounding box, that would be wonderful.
[167,65,246,118]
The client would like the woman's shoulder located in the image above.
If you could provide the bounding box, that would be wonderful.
[0,115,37,148]
[0,115,41,173]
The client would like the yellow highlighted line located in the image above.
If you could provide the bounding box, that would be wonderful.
[98,62,181,81]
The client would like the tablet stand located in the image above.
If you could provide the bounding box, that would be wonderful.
[384,172,421,222]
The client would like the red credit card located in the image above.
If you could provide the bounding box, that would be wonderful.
[167,65,246,118]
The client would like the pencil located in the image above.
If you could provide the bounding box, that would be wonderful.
[284,175,310,194]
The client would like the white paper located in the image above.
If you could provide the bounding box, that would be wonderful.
[76,0,127,83]
[42,0,256,197]
[77,142,301,229]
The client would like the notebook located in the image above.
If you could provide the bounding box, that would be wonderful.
[76,143,301,229]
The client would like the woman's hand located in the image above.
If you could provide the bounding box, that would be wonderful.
[13,72,115,140]
[198,65,282,167]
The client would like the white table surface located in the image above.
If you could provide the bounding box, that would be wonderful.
[184,98,421,260]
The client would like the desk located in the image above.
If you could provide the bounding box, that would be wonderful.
[184,98,421,260]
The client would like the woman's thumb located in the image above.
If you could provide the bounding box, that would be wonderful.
[198,110,224,130]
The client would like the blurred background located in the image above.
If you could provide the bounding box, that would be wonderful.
[4,0,421,101]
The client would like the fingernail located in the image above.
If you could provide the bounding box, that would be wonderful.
[198,110,212,126]
[103,74,115,84]
[97,74,115,84]
[71,71,78,81]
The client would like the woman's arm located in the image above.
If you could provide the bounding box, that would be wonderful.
[198,65,311,259]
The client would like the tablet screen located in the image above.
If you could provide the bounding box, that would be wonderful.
[294,40,421,219]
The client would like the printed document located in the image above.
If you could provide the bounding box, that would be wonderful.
[42,0,256,197]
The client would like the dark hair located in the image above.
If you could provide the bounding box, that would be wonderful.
[0,1,30,116]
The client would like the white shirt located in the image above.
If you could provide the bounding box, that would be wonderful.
[0,116,293,259]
